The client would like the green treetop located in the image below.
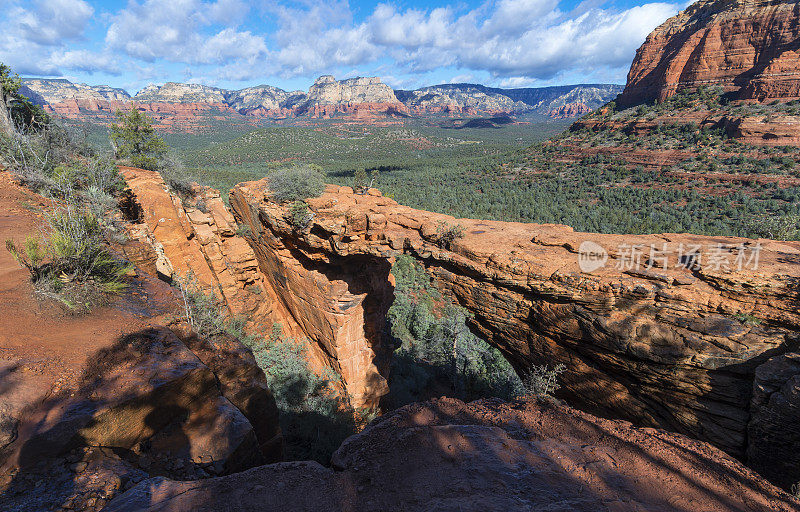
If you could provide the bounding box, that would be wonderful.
[109,108,167,171]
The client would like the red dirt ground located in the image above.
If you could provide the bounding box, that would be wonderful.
[0,171,179,443]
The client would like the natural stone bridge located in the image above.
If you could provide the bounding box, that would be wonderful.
[228,179,800,488]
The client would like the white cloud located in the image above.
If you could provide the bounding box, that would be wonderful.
[1,0,682,88]
[360,0,680,80]
[0,0,96,75]
[15,0,94,45]
[250,0,680,83]
[105,0,266,64]
[48,49,120,75]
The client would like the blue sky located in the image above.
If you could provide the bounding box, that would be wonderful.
[0,0,688,93]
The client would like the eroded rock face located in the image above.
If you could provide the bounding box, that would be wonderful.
[747,351,800,490]
[618,0,800,106]
[0,169,283,512]
[107,397,800,512]
[230,181,800,471]
[549,102,591,119]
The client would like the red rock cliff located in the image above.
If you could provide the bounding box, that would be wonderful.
[618,0,800,106]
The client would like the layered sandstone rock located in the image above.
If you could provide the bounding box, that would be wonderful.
[134,83,227,103]
[549,102,591,119]
[572,109,800,146]
[22,77,621,123]
[295,76,409,117]
[396,84,530,115]
[20,78,131,104]
[0,327,284,512]
[107,397,799,512]
[120,167,273,321]
[230,180,800,474]
[618,0,800,106]
[747,351,800,490]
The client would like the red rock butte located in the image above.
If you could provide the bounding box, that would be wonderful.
[617,0,800,106]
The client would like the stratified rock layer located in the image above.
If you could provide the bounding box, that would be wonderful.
[230,181,800,481]
[107,397,799,512]
[21,77,621,123]
[618,0,800,106]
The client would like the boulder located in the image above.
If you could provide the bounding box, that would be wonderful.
[107,397,800,512]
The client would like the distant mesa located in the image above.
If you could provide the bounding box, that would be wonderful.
[19,76,622,125]
[617,0,800,107]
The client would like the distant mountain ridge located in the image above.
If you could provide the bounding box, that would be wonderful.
[20,76,623,121]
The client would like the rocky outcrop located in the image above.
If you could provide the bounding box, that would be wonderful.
[0,326,284,512]
[229,184,390,408]
[549,102,591,119]
[618,0,800,106]
[571,109,800,146]
[295,76,409,118]
[719,114,800,144]
[134,83,227,103]
[20,78,131,104]
[230,180,800,474]
[107,397,799,511]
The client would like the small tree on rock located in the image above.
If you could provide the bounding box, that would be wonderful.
[109,109,167,171]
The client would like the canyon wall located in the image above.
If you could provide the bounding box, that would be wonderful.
[229,179,800,482]
[618,0,800,106]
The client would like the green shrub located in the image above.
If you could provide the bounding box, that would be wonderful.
[745,214,800,241]
[110,109,167,172]
[268,165,325,202]
[245,325,359,463]
[287,201,313,229]
[6,200,130,311]
[435,221,465,248]
[387,255,522,407]
[235,223,252,238]
[353,169,379,194]
[522,364,566,397]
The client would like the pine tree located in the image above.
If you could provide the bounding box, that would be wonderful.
[109,108,167,171]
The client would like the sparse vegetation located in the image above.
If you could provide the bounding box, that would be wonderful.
[2,64,131,311]
[175,276,364,464]
[287,200,313,229]
[734,312,762,326]
[1,62,49,132]
[246,325,361,464]
[353,168,379,194]
[175,273,251,341]
[435,221,465,248]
